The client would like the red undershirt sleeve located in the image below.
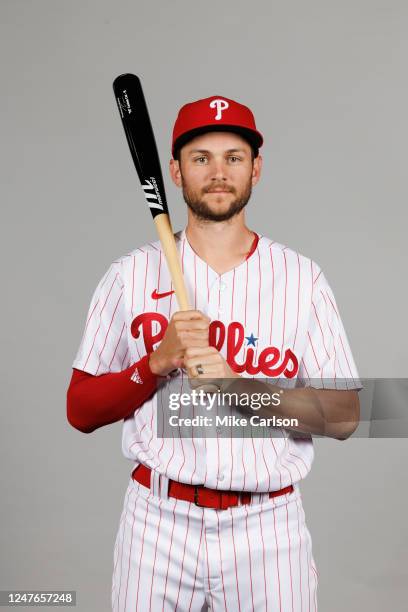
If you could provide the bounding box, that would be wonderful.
[66,354,159,434]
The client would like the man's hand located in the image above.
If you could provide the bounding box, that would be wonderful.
[148,310,210,377]
[183,346,240,390]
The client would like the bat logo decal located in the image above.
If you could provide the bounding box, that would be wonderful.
[142,179,164,211]
[209,99,229,120]
[116,90,132,117]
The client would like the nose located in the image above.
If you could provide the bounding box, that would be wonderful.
[209,157,228,182]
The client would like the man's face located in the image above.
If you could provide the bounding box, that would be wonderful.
[170,132,262,222]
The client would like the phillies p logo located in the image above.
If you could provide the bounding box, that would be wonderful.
[210,99,229,120]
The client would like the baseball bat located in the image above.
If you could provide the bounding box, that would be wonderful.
[112,73,217,391]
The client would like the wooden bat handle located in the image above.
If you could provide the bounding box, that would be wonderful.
[154,214,190,310]
[154,214,219,394]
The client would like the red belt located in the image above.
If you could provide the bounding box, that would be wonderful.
[132,464,294,510]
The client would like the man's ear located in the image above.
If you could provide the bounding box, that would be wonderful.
[169,158,182,187]
[251,154,263,187]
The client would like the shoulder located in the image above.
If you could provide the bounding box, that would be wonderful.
[258,234,323,283]
[109,230,183,273]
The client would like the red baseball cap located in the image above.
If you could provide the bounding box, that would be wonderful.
[172,95,263,158]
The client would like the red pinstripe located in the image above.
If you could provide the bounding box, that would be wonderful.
[216,512,228,611]
[228,428,234,489]
[82,274,119,370]
[135,490,153,610]
[288,451,310,476]
[194,253,197,309]
[294,498,304,612]
[122,491,139,610]
[112,486,132,600]
[203,521,215,611]
[156,390,167,467]
[261,434,272,491]
[311,301,331,361]
[307,331,321,371]
[244,260,248,327]
[258,510,268,610]
[162,499,178,610]
[142,253,148,312]
[339,334,356,382]
[282,251,288,355]
[187,514,204,611]
[131,256,136,317]
[148,497,163,609]
[293,253,301,350]
[251,437,259,492]
[84,299,99,331]
[269,247,275,346]
[326,291,340,319]
[241,437,247,490]
[268,439,283,489]
[319,290,339,382]
[284,456,303,481]
[285,501,295,612]
[95,293,123,375]
[244,505,255,611]
[108,321,126,370]
[313,268,322,284]
[174,504,192,612]
[120,347,129,369]
[253,248,261,366]
[272,505,283,612]
[217,275,221,319]
[231,268,235,320]
[206,264,209,304]
[230,510,242,612]
[300,357,311,384]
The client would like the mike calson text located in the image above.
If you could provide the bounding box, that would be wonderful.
[167,389,299,429]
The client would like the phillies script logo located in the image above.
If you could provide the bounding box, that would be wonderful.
[131,313,299,377]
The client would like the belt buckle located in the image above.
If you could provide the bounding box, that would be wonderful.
[194,485,206,507]
[193,485,222,508]
[194,485,242,510]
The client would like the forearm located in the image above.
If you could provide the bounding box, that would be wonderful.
[222,378,360,439]
[66,354,158,434]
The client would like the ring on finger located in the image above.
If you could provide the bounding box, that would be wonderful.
[196,364,204,375]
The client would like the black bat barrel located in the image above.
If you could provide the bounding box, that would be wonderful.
[113,73,169,218]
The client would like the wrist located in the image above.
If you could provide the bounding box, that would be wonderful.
[148,352,162,376]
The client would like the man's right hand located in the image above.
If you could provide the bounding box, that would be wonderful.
[148,310,211,377]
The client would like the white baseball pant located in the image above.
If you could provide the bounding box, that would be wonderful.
[111,472,318,611]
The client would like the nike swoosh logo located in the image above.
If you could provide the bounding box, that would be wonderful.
[151,289,175,300]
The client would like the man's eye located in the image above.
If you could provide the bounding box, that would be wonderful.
[229,156,240,162]
[195,156,207,163]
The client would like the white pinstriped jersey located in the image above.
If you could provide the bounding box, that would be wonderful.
[73,228,361,492]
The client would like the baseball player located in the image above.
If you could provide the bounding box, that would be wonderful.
[67,94,361,611]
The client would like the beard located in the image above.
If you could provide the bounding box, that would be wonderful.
[180,175,253,222]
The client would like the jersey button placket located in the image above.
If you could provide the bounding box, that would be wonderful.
[217,276,227,316]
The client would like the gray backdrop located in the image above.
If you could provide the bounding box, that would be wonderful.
[1,0,407,610]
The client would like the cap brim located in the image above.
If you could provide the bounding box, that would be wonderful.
[172,124,263,157]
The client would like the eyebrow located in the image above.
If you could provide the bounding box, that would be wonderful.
[188,148,248,155]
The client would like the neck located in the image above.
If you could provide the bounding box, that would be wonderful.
[185,211,255,274]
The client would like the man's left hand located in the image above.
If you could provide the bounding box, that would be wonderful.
[183,346,240,390]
